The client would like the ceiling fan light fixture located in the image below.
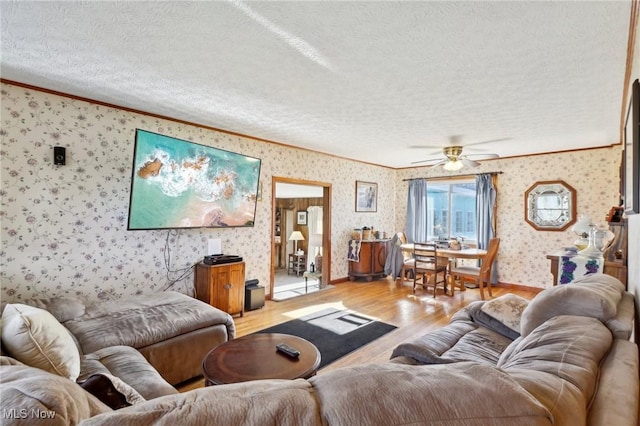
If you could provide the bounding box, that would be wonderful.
[443,160,464,171]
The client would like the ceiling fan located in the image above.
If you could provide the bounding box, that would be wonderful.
[411,136,507,170]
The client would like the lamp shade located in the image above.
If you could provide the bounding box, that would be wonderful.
[288,231,305,241]
[571,214,592,236]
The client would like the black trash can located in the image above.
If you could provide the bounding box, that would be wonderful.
[244,279,265,311]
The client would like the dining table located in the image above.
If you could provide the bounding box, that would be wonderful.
[399,243,487,293]
[400,244,487,260]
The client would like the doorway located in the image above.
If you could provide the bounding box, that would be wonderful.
[271,177,331,300]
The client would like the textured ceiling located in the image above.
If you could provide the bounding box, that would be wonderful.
[0,1,633,168]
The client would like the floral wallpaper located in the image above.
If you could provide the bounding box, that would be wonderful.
[0,82,622,305]
[395,146,620,287]
[0,82,396,305]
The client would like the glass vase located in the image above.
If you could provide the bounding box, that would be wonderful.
[578,225,604,259]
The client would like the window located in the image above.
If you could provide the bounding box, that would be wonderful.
[426,180,477,241]
[466,212,474,233]
[454,211,463,233]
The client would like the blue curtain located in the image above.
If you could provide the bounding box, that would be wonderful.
[406,179,428,243]
[476,173,497,282]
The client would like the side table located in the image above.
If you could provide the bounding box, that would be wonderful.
[202,333,321,385]
[302,271,322,292]
[288,253,306,276]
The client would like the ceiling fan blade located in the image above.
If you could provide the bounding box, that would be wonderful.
[429,159,448,168]
[408,146,445,157]
[410,158,445,165]
[464,153,500,160]
[460,157,480,168]
[462,137,511,147]
[408,145,444,150]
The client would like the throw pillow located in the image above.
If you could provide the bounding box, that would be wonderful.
[480,294,529,333]
[1,303,81,380]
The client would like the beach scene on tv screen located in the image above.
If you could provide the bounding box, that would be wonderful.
[128,130,261,229]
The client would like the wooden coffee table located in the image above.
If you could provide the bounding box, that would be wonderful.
[202,333,321,385]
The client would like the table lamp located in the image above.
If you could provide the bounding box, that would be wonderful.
[289,231,305,255]
[571,214,592,250]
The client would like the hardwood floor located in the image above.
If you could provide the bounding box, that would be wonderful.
[178,278,539,392]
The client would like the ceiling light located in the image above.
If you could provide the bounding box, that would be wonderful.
[443,160,464,171]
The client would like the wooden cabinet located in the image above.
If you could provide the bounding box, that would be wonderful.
[195,262,245,317]
[603,260,627,286]
[603,220,627,287]
[348,240,390,281]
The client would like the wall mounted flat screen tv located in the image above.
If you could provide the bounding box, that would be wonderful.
[127,129,261,230]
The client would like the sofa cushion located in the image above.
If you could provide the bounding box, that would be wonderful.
[391,313,513,366]
[390,321,476,364]
[64,291,235,354]
[24,296,86,322]
[310,362,552,425]
[79,345,178,400]
[1,303,81,380]
[0,364,110,425]
[571,272,626,291]
[0,355,24,366]
[79,379,321,426]
[498,315,613,425]
[520,274,623,336]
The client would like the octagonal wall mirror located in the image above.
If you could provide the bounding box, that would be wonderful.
[524,180,577,231]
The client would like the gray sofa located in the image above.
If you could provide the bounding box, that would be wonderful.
[390,274,638,426]
[60,291,236,385]
[0,290,235,420]
[1,274,637,425]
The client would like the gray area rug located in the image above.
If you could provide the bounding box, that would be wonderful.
[255,308,397,368]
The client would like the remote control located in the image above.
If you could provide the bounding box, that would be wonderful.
[276,343,300,358]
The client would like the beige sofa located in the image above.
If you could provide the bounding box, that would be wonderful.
[0,290,235,422]
[59,291,236,385]
[1,274,637,425]
[390,274,638,426]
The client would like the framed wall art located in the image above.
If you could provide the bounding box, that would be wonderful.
[297,211,308,225]
[355,181,377,212]
[624,79,639,214]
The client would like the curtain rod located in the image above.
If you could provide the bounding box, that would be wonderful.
[402,171,503,182]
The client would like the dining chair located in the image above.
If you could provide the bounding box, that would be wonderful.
[450,238,500,300]
[396,232,414,283]
[412,242,448,297]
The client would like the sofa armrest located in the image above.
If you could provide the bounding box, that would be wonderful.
[588,339,639,426]
[605,292,635,340]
